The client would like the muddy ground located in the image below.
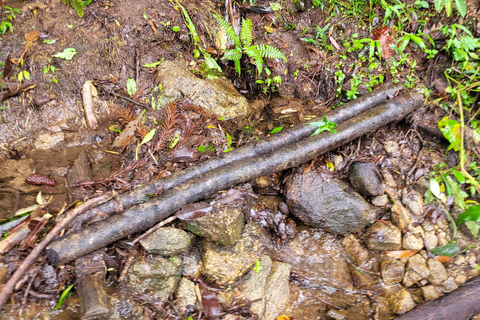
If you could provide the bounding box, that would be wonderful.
[1,0,480,319]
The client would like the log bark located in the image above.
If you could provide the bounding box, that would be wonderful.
[66,84,403,227]
[394,276,480,320]
[46,91,422,265]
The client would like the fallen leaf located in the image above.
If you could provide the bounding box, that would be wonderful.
[435,255,453,263]
[2,83,37,101]
[25,30,41,42]
[372,26,395,60]
[2,55,13,79]
[202,290,220,319]
[386,249,419,259]
[112,119,138,148]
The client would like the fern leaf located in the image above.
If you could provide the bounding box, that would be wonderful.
[71,0,85,17]
[245,46,264,75]
[256,44,287,62]
[240,18,253,47]
[221,47,242,61]
[214,14,240,47]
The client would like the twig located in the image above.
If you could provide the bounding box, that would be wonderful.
[118,255,135,283]
[111,92,149,108]
[132,215,178,245]
[0,191,115,310]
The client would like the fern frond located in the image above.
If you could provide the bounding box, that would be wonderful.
[240,18,253,47]
[256,44,287,62]
[71,0,84,17]
[221,47,243,61]
[214,14,240,47]
[245,46,264,75]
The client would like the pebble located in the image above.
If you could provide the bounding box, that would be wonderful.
[391,202,412,233]
[421,285,442,301]
[364,220,402,251]
[384,141,399,154]
[427,258,448,285]
[381,260,405,286]
[372,194,389,207]
[387,289,416,314]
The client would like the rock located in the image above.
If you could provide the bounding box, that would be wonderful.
[185,204,244,246]
[0,263,8,286]
[402,189,424,216]
[109,291,143,320]
[364,220,401,251]
[387,289,416,314]
[285,169,374,235]
[384,141,399,154]
[262,261,291,320]
[203,222,262,285]
[174,278,198,315]
[403,254,430,287]
[391,202,412,233]
[455,273,468,285]
[140,227,191,255]
[421,285,442,301]
[0,159,34,193]
[182,252,204,278]
[383,171,397,188]
[372,195,389,207]
[423,230,439,251]
[381,260,405,286]
[34,132,65,150]
[427,258,448,285]
[253,173,282,195]
[348,162,384,197]
[441,276,458,293]
[126,256,181,301]
[402,227,425,250]
[156,60,250,119]
[341,235,369,266]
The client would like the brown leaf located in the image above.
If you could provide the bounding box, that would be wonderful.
[202,290,220,319]
[372,27,395,60]
[2,55,13,79]
[112,119,138,148]
[1,83,37,101]
[175,202,212,221]
[387,249,419,259]
[25,30,40,42]
[435,255,453,263]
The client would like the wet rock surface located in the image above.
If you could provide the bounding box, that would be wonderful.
[403,253,430,287]
[348,162,384,197]
[387,288,416,314]
[286,168,374,235]
[381,260,405,286]
[203,222,263,285]
[156,60,250,119]
[139,227,191,255]
[364,220,402,251]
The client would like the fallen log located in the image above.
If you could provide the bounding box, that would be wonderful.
[66,84,403,227]
[46,91,423,265]
[394,276,480,320]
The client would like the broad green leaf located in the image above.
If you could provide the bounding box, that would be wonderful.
[270,126,284,134]
[453,170,466,183]
[142,60,164,67]
[169,132,180,149]
[438,117,461,151]
[445,0,453,16]
[55,284,74,310]
[465,221,480,237]
[126,78,137,97]
[455,0,466,16]
[197,145,205,152]
[140,129,156,145]
[52,48,77,60]
[429,178,442,199]
[308,116,338,136]
[430,244,461,257]
[434,0,445,12]
[457,205,480,225]
[444,175,468,209]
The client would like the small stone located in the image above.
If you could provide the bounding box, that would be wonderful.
[402,233,424,251]
[381,260,405,286]
[427,259,448,285]
[341,235,369,266]
[455,274,468,285]
[423,231,438,251]
[182,253,204,278]
[139,227,191,255]
[391,203,412,232]
[422,222,435,232]
[468,268,479,279]
[384,141,399,154]
[454,255,466,266]
[262,261,292,320]
[403,254,430,287]
[364,220,402,251]
[388,289,416,314]
[326,309,348,320]
[203,222,263,285]
[421,285,442,301]
[467,254,477,268]
[372,195,390,207]
[34,132,65,150]
[174,278,198,315]
[348,162,385,197]
[441,276,458,293]
[383,171,397,188]
[402,189,424,216]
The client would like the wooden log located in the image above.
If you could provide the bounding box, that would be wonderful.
[395,276,480,320]
[46,91,422,266]
[66,84,403,227]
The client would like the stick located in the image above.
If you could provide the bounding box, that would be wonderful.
[46,92,422,265]
[394,276,480,320]
[64,84,403,227]
[0,191,115,310]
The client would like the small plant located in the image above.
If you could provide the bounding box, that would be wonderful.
[308,116,338,136]
[61,0,93,18]
[434,0,467,17]
[214,15,287,76]
[442,25,480,62]
[1,6,22,34]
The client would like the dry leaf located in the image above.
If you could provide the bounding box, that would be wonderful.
[372,27,395,60]
[435,255,453,263]
[25,30,40,42]
[113,119,139,148]
[386,249,419,259]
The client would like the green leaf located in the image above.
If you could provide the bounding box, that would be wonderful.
[142,60,164,67]
[126,78,137,97]
[43,39,56,44]
[240,18,253,47]
[431,244,461,257]
[434,0,445,12]
[438,116,461,151]
[453,170,466,183]
[270,126,284,134]
[197,145,205,152]
[465,221,480,237]
[308,116,338,136]
[457,205,480,225]
[55,284,74,310]
[172,25,180,32]
[429,178,443,199]
[445,0,453,16]
[169,132,180,149]
[52,48,77,60]
[140,129,156,145]
[455,0,467,17]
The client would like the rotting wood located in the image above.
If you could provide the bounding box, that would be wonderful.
[82,81,99,130]
[64,84,403,227]
[46,91,423,266]
[394,276,480,320]
[0,191,115,310]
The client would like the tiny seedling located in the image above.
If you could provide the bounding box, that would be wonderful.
[55,284,75,310]
[52,48,77,60]
[253,260,263,273]
[126,78,137,97]
[308,116,338,136]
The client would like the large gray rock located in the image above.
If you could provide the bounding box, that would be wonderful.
[285,169,375,235]
[203,222,263,285]
[348,162,384,197]
[139,227,191,255]
[185,204,244,246]
[156,60,250,119]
